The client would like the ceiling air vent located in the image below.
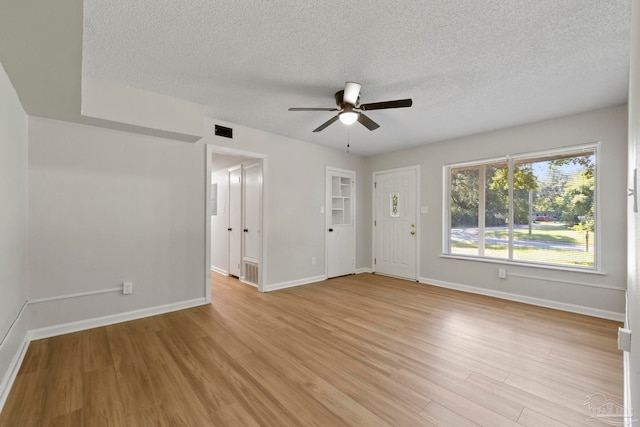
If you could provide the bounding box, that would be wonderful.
[215,125,233,139]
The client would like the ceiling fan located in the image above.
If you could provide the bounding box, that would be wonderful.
[288,82,413,132]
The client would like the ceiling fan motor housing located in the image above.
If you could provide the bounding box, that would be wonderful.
[335,90,359,108]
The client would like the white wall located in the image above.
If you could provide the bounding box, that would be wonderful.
[203,118,370,287]
[27,117,207,330]
[367,104,627,318]
[0,62,29,403]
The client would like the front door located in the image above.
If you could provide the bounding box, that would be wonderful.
[374,168,418,280]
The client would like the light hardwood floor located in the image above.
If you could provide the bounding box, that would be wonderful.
[0,273,623,426]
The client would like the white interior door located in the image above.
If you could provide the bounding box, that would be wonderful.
[228,166,242,277]
[374,168,418,280]
[326,168,355,278]
[243,162,261,263]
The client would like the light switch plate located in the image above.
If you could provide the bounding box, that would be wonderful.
[618,327,631,352]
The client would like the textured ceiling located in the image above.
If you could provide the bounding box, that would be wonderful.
[83,0,631,156]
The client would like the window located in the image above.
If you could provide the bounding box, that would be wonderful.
[390,192,400,217]
[445,145,598,270]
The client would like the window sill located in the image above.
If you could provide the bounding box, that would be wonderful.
[439,253,606,276]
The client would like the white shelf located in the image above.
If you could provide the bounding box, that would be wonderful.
[331,175,352,225]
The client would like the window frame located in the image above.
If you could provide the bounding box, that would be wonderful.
[442,143,601,272]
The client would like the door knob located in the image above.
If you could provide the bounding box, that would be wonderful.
[227,228,232,231]
[328,228,334,232]
[243,229,249,232]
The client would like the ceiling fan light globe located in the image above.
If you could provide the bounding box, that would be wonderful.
[339,111,358,125]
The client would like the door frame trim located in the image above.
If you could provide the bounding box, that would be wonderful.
[372,165,421,280]
[325,166,357,278]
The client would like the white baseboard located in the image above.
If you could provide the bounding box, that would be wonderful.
[210,265,228,276]
[419,277,624,322]
[623,292,632,426]
[29,297,207,341]
[264,274,327,292]
[355,268,372,274]
[0,300,29,414]
[0,336,28,413]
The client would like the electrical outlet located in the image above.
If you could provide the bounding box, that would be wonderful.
[123,281,133,295]
[498,268,507,279]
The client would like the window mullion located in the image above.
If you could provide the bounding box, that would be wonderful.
[508,158,514,260]
[478,165,486,256]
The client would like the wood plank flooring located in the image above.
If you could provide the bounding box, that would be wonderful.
[0,273,623,426]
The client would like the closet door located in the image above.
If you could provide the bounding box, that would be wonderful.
[243,162,262,264]
[228,166,242,277]
[326,167,355,278]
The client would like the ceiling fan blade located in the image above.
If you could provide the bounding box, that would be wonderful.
[357,113,380,131]
[289,107,339,111]
[359,98,413,111]
[313,115,340,132]
[343,82,362,105]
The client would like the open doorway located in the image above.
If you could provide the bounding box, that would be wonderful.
[205,145,266,301]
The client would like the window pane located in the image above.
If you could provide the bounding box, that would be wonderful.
[484,162,509,259]
[512,153,596,267]
[450,167,479,256]
[390,192,400,217]
[445,147,597,270]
